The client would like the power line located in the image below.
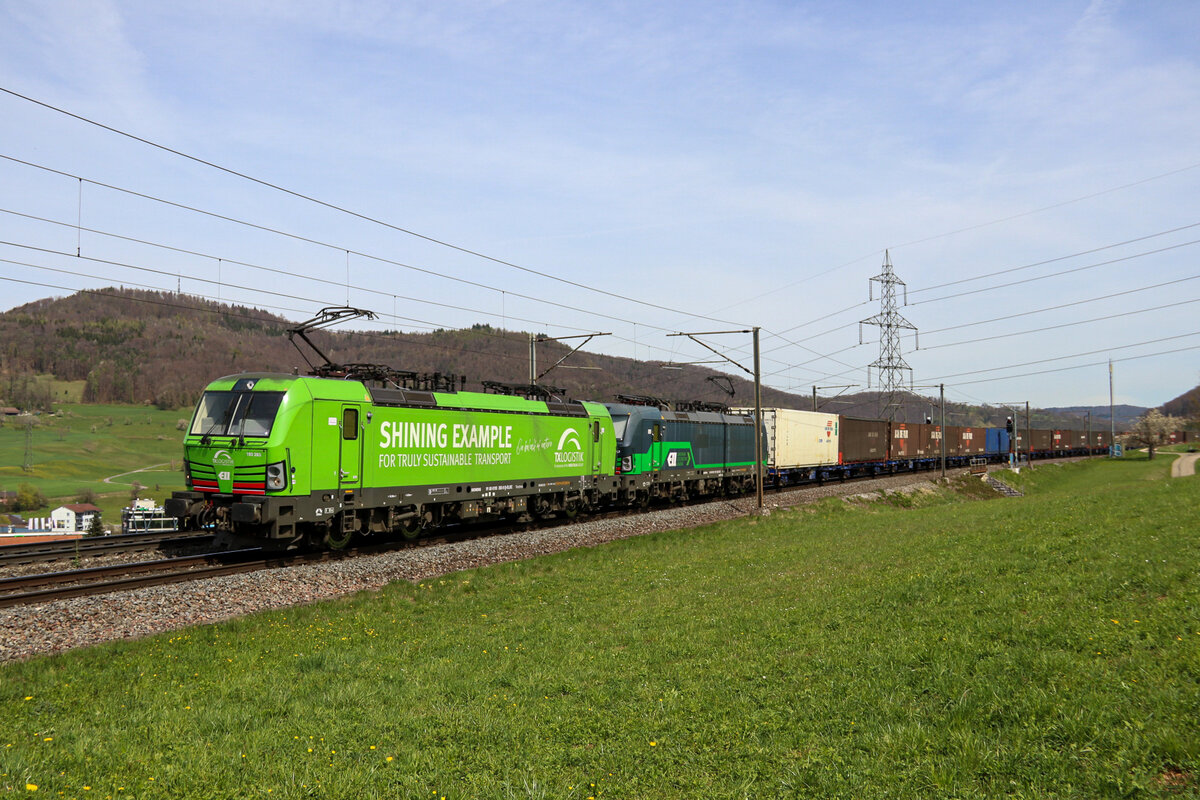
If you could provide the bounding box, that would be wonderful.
[919,274,1200,336]
[909,219,1200,297]
[939,343,1200,388]
[889,163,1200,253]
[709,163,1200,315]
[908,237,1200,307]
[918,297,1200,351]
[0,87,750,328]
[920,331,1200,382]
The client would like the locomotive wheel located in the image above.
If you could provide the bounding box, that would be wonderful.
[398,516,422,540]
[324,525,354,550]
[563,499,580,519]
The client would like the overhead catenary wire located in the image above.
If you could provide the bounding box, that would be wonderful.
[0,155,697,336]
[0,88,751,329]
[0,207,606,336]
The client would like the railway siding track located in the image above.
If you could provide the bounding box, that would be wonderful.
[0,549,278,609]
[0,531,215,568]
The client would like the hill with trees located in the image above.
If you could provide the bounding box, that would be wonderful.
[0,288,1175,431]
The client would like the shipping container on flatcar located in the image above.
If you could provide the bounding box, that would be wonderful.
[1027,428,1053,456]
[744,408,839,470]
[890,422,941,462]
[1051,430,1071,454]
[840,417,890,464]
[959,426,987,457]
[985,428,1011,457]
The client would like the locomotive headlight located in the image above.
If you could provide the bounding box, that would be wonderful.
[621,456,632,473]
[266,461,287,491]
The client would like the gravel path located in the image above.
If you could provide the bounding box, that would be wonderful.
[1170,452,1200,478]
[0,469,976,663]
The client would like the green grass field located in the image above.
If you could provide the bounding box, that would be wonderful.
[0,404,187,526]
[1,457,1196,798]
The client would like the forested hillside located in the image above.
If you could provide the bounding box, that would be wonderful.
[0,288,1175,430]
[0,288,812,410]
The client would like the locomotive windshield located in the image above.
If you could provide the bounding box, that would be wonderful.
[610,414,628,442]
[190,391,285,438]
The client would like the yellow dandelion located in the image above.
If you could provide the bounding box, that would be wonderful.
[24,697,32,701]
[650,741,657,746]
[370,746,376,750]
[25,784,37,791]
[43,737,53,742]
[386,756,394,762]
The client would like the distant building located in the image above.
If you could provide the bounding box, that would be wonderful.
[50,503,102,532]
[1,407,18,416]
[0,491,16,508]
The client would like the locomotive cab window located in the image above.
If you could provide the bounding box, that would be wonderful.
[342,407,359,440]
[190,390,285,438]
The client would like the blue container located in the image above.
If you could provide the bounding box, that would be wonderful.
[985,428,1010,456]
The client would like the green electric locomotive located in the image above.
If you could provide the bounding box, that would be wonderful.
[165,373,619,548]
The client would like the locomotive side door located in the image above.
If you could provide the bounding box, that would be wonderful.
[649,421,664,472]
[591,419,603,475]
[338,404,363,489]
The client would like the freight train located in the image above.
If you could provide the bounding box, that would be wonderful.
[165,371,1107,549]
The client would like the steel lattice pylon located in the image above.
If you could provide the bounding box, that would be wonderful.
[859,251,918,420]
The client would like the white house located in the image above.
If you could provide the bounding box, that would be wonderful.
[50,503,102,532]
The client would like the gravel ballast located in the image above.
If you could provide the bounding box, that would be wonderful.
[0,471,982,663]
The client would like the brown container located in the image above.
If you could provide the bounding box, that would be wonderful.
[1028,429,1053,453]
[959,426,987,456]
[840,417,890,463]
[890,422,939,459]
[936,425,964,458]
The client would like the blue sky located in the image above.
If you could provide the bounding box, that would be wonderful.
[1,0,1198,410]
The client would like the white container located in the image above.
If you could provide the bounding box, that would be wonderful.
[733,408,840,469]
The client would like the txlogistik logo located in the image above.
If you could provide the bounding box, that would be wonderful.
[554,428,586,465]
[212,450,235,482]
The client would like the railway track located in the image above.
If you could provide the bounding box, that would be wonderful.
[0,548,313,608]
[0,530,215,568]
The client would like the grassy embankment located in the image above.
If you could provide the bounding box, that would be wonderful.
[0,403,187,527]
[1,457,1198,798]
